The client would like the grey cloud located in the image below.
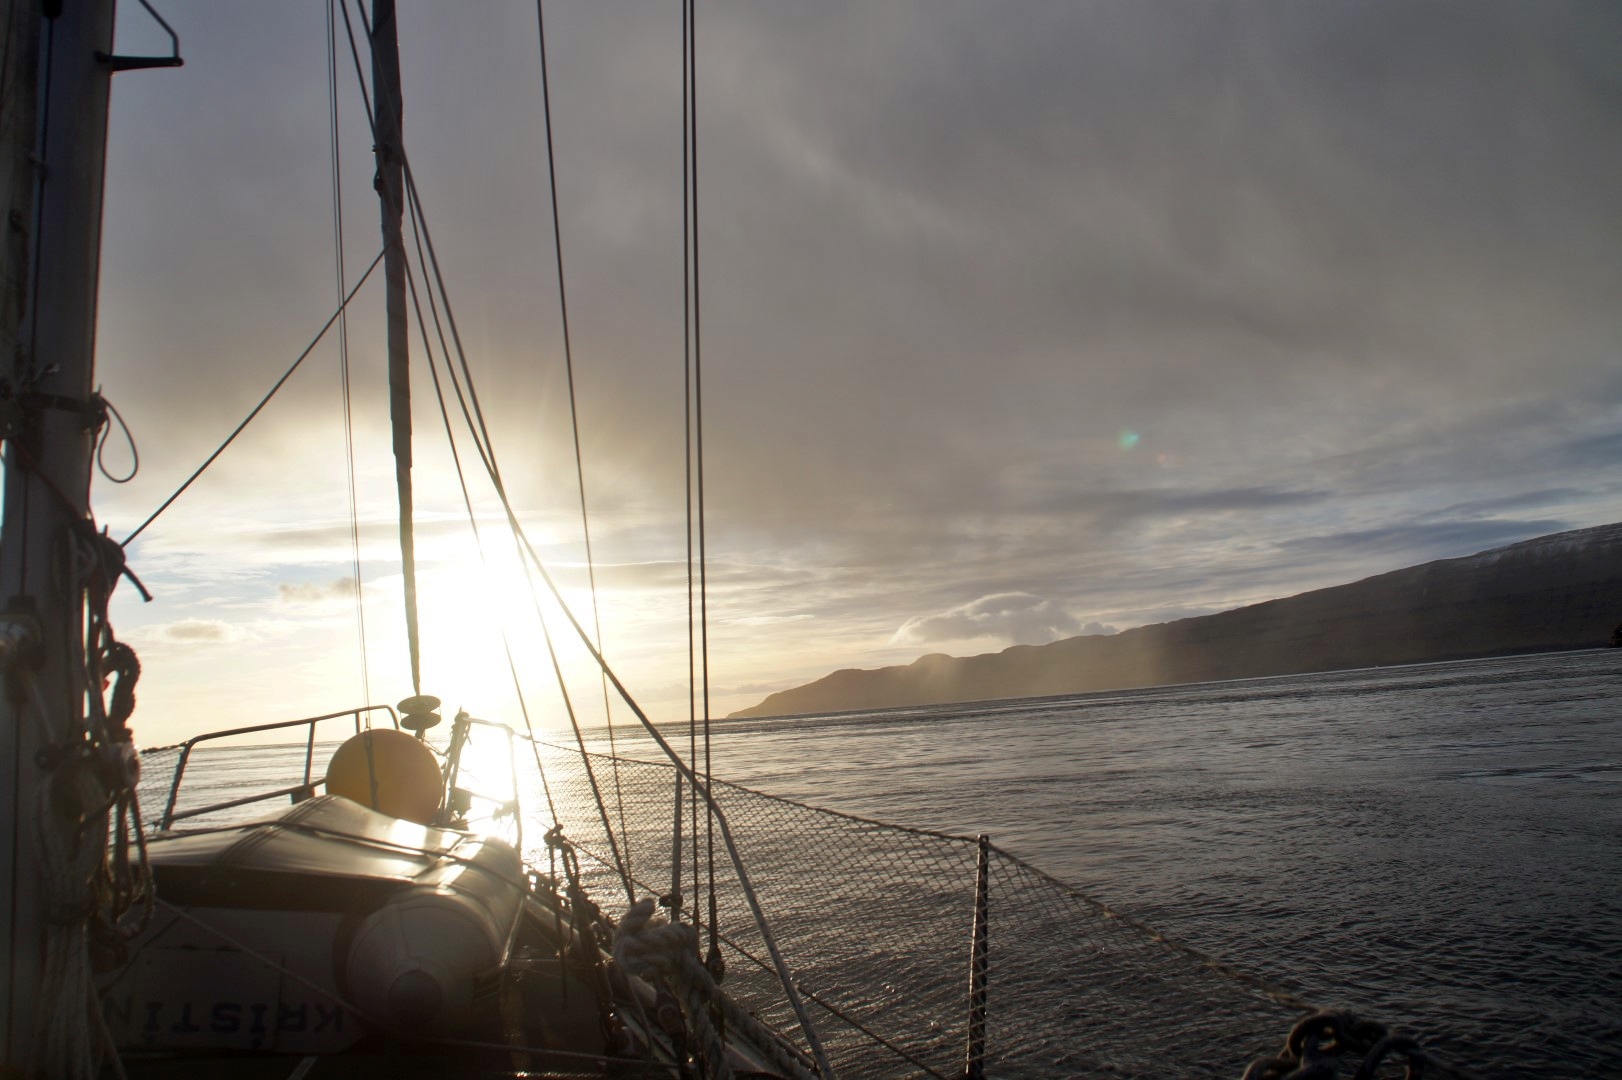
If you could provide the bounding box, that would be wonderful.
[1030,486,1330,519]
[1421,489,1590,520]
[704,1,1622,371]
[108,3,1622,525]
[1291,388,1622,506]
[1552,432,1622,472]
[1277,519,1570,564]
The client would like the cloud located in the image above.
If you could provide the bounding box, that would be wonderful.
[1078,621,1117,637]
[278,577,358,604]
[1122,605,1224,628]
[89,4,1622,736]
[732,613,816,627]
[1422,489,1589,520]
[1029,485,1330,520]
[1277,519,1570,564]
[149,619,239,644]
[893,593,1081,647]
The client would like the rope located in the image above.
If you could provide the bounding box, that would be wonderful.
[1241,1011,1480,1080]
[614,898,733,1080]
[28,514,155,1079]
[614,898,821,1080]
[32,764,119,1080]
[93,391,138,484]
[118,249,384,547]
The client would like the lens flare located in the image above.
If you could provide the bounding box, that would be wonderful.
[1118,429,1141,450]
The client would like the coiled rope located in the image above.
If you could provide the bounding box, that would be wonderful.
[1242,1010,1479,1080]
[614,898,817,1080]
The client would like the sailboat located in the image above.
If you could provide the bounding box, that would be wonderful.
[0,3,1487,1079]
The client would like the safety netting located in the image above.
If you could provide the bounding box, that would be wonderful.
[528,741,1310,1079]
[134,733,1312,1079]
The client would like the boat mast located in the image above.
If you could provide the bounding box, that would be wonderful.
[370,0,422,700]
[0,0,116,1067]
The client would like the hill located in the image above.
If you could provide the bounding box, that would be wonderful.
[728,522,1622,718]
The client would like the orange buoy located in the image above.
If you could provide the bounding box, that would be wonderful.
[325,728,443,825]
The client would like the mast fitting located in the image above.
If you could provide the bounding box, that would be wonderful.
[398,694,442,733]
[0,606,41,675]
[94,0,183,73]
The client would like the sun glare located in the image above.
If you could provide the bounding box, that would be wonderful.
[415,557,536,710]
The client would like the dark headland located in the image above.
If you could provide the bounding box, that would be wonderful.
[729,522,1622,719]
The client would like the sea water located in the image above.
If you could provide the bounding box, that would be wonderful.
[152,650,1622,1077]
[605,650,1622,1078]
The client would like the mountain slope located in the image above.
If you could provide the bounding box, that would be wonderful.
[729,522,1622,718]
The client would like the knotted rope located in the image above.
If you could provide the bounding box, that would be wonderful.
[614,897,732,1078]
[613,898,819,1080]
[1242,1010,1477,1080]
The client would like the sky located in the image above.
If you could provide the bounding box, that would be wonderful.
[91,1,1622,746]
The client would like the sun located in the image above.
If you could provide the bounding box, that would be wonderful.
[405,538,610,742]
[413,553,535,715]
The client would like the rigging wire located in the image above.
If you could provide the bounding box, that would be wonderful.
[533,0,633,886]
[402,188,630,898]
[401,204,560,831]
[119,249,385,548]
[682,0,700,930]
[340,5,503,505]
[331,10,833,1067]
[335,0,591,868]
[327,0,371,710]
[685,0,720,966]
[337,0,693,912]
[338,0,554,778]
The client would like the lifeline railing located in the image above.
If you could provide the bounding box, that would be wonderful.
[441,712,525,851]
[155,703,398,829]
